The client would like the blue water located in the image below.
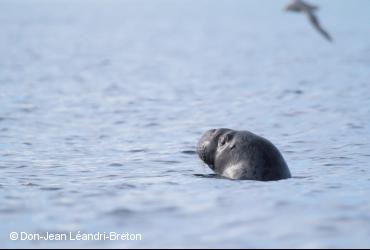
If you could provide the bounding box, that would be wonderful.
[1,0,370,248]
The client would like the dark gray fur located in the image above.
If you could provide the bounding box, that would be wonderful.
[197,128,291,181]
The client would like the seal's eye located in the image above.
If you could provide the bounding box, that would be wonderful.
[219,134,233,147]
[219,137,226,146]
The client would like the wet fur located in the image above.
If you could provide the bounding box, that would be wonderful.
[197,129,291,181]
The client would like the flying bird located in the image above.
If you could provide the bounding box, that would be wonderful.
[285,0,333,42]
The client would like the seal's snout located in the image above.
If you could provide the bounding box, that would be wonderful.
[197,129,218,166]
[208,129,216,134]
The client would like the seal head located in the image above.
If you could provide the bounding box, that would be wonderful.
[197,128,291,181]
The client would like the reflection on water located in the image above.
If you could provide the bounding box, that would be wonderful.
[1,0,370,248]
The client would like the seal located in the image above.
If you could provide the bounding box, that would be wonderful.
[197,128,291,181]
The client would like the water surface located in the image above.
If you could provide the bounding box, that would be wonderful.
[1,0,370,248]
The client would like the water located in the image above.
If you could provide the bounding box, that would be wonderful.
[1,0,370,248]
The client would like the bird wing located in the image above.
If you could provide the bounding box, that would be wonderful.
[302,0,319,11]
[305,10,333,42]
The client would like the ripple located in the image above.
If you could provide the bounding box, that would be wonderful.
[52,165,65,168]
[98,174,119,179]
[145,122,159,127]
[154,206,179,213]
[128,149,147,153]
[19,106,37,113]
[332,156,352,160]
[164,169,194,175]
[327,185,342,189]
[79,169,92,173]
[164,181,179,185]
[99,134,109,139]
[23,182,39,187]
[292,140,306,144]
[106,208,134,217]
[113,109,126,114]
[282,111,305,117]
[0,207,26,214]
[115,183,136,189]
[4,195,21,200]
[304,189,324,196]
[346,123,364,129]
[279,89,304,98]
[291,175,312,179]
[181,150,196,155]
[315,225,338,234]
[16,165,29,169]
[122,174,170,179]
[193,173,223,179]
[323,163,341,167]
[40,187,63,191]
[153,160,181,164]
[64,135,84,141]
[273,201,290,208]
[109,163,124,167]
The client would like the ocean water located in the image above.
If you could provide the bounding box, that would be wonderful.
[1,0,370,248]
